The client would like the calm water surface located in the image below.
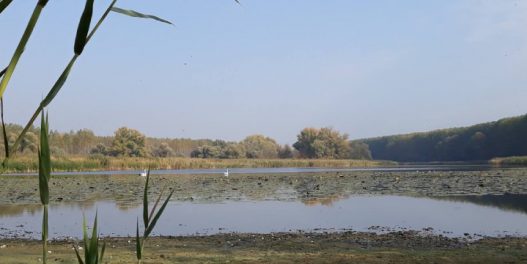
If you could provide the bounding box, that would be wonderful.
[1,194,527,239]
[4,164,498,177]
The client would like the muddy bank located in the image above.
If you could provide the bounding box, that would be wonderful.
[1,232,526,263]
[1,168,526,205]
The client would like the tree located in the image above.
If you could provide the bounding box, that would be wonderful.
[292,128,318,158]
[71,129,96,155]
[221,143,245,159]
[293,127,351,159]
[349,141,372,160]
[108,127,147,157]
[278,144,294,159]
[90,143,108,156]
[19,131,38,154]
[152,142,175,157]
[241,135,279,159]
[190,145,222,158]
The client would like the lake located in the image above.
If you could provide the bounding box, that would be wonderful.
[1,166,527,240]
[1,194,527,239]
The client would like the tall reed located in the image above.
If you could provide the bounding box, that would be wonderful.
[73,213,106,264]
[0,156,396,173]
[0,0,49,98]
[2,0,173,166]
[38,112,51,263]
[136,169,174,263]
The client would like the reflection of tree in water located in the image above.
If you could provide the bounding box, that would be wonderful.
[0,204,41,217]
[302,194,349,207]
[115,201,140,211]
[0,201,96,217]
[432,194,527,214]
[0,171,381,205]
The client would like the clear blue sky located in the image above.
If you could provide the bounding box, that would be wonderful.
[1,0,526,144]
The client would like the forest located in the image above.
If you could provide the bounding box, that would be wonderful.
[4,114,525,164]
[0,125,372,160]
[359,114,527,162]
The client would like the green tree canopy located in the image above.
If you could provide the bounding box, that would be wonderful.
[190,145,222,158]
[108,127,147,157]
[241,135,279,159]
[293,127,350,159]
[278,144,294,159]
[349,141,372,160]
[152,142,175,157]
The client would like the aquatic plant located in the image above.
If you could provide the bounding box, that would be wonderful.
[73,214,106,264]
[136,169,174,263]
[1,0,172,167]
[0,156,394,173]
[1,2,173,262]
[0,0,49,99]
[38,112,50,264]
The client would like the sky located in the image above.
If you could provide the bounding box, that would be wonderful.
[1,0,526,144]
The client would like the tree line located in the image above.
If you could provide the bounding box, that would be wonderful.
[0,125,372,160]
[359,114,527,162]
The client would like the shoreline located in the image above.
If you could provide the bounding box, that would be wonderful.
[1,231,526,263]
[0,157,395,174]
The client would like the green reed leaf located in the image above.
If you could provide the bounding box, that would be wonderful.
[89,213,98,264]
[74,246,84,264]
[148,187,165,226]
[74,0,94,55]
[0,67,6,78]
[1,98,9,158]
[82,216,89,261]
[41,57,77,108]
[5,1,118,163]
[38,150,49,204]
[136,219,142,260]
[99,242,106,263]
[0,0,13,14]
[143,170,150,229]
[0,2,45,99]
[111,7,173,25]
[39,112,50,179]
[38,112,50,205]
[42,205,48,264]
[77,214,103,264]
[144,189,173,238]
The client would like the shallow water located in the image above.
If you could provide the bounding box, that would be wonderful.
[4,164,498,177]
[1,194,527,239]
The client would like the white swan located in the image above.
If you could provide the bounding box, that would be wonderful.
[224,168,229,177]
[140,169,147,177]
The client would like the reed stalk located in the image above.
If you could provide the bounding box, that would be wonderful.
[0,0,14,14]
[38,112,51,263]
[73,213,106,264]
[3,0,174,167]
[0,0,49,98]
[136,169,174,263]
[5,0,118,164]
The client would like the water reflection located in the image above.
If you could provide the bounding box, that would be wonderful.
[2,195,527,239]
[432,194,527,214]
[3,194,527,216]
[303,195,350,207]
[3,164,498,177]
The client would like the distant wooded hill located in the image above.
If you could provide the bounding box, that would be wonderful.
[358,114,527,162]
